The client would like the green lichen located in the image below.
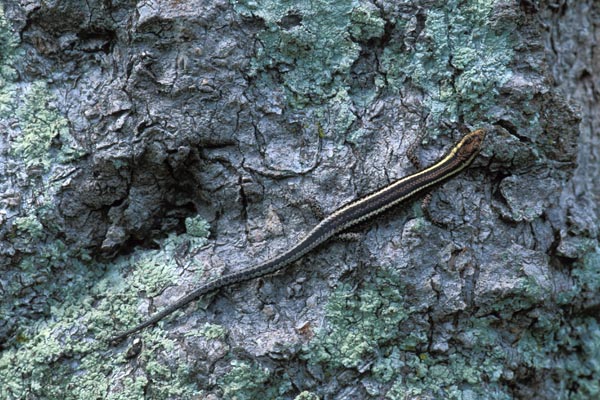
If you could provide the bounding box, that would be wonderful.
[0,326,199,399]
[555,248,600,399]
[185,215,211,238]
[561,317,600,399]
[0,6,17,61]
[297,264,519,399]
[129,252,177,297]
[0,4,18,114]
[13,214,44,240]
[0,230,209,400]
[230,0,386,138]
[289,247,599,399]
[303,266,411,370]
[294,391,320,400]
[0,6,17,72]
[379,317,512,400]
[382,0,513,129]
[10,82,71,170]
[573,247,600,293]
[197,323,227,340]
[515,313,600,400]
[232,0,370,107]
[99,230,210,338]
[1,1,595,398]
[349,3,385,41]
[219,360,293,400]
[0,10,82,171]
[232,0,513,142]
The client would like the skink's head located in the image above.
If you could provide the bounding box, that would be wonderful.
[455,128,486,162]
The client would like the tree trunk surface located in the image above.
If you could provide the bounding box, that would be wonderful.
[0,0,598,399]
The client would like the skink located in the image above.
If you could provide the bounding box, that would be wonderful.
[110,128,486,344]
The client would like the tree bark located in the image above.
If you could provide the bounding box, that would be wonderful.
[0,0,598,399]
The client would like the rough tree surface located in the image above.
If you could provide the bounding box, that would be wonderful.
[0,0,598,399]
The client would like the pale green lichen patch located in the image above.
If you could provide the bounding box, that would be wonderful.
[0,7,81,170]
[0,4,18,86]
[219,360,292,400]
[289,247,600,399]
[562,317,600,399]
[283,263,517,398]
[294,391,320,400]
[219,360,293,400]
[196,323,228,340]
[9,82,81,170]
[0,225,210,400]
[515,314,600,400]
[303,266,411,370]
[573,247,600,294]
[381,0,513,128]
[0,10,194,396]
[380,248,600,400]
[552,248,600,399]
[13,214,44,240]
[375,317,511,400]
[231,0,370,106]
[185,214,211,237]
[230,0,385,138]
[231,0,514,141]
[349,3,385,41]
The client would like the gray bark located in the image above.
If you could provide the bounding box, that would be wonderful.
[0,0,598,399]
